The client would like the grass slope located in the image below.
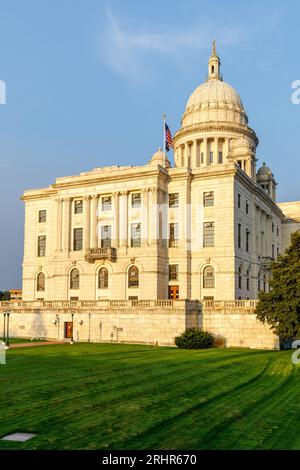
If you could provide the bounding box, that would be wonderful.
[0,343,299,450]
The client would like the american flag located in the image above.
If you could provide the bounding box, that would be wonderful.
[165,123,173,152]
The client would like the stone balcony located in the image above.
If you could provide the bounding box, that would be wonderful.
[261,256,275,270]
[85,247,117,263]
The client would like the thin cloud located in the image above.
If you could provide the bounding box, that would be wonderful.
[98,6,281,80]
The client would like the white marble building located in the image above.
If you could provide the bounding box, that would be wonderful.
[21,44,300,302]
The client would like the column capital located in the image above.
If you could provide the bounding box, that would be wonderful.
[91,194,98,201]
[142,188,150,194]
[112,191,121,199]
[83,195,90,202]
[120,190,128,196]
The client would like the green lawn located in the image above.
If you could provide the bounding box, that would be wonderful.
[0,343,299,450]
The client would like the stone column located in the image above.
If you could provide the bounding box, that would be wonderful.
[193,140,198,167]
[204,138,208,166]
[62,197,70,252]
[56,198,63,251]
[213,137,218,164]
[119,191,128,248]
[142,188,149,247]
[150,188,159,246]
[113,192,120,248]
[83,196,90,250]
[90,195,98,248]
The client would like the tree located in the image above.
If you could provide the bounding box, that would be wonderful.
[0,291,10,301]
[255,231,300,342]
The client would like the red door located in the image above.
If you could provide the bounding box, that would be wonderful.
[168,285,179,300]
[64,322,73,339]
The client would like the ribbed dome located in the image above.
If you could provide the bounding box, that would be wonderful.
[182,78,248,127]
[257,162,272,177]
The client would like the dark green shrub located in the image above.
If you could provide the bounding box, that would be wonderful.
[175,328,214,349]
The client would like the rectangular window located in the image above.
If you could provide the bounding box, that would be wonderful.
[74,200,83,214]
[169,193,179,208]
[131,223,141,247]
[201,152,204,164]
[169,264,179,281]
[73,228,83,251]
[272,244,275,259]
[131,193,141,208]
[246,229,250,252]
[238,223,241,249]
[277,226,279,237]
[238,193,241,208]
[38,210,46,223]
[169,223,179,247]
[101,225,112,248]
[218,151,223,163]
[209,151,213,164]
[37,235,46,257]
[277,246,279,257]
[246,200,249,214]
[272,222,274,233]
[102,196,112,211]
[203,191,214,207]
[203,222,215,247]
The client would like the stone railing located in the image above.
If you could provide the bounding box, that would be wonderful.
[202,300,259,309]
[0,299,200,311]
[85,247,117,262]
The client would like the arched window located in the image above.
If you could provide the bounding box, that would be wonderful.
[203,266,215,289]
[98,267,108,289]
[70,268,80,290]
[37,272,45,292]
[128,266,139,288]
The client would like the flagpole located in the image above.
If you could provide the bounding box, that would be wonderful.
[163,113,166,168]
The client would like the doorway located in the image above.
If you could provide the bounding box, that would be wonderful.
[168,285,179,300]
[64,322,73,339]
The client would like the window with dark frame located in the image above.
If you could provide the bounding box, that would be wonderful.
[218,151,223,163]
[101,225,112,248]
[128,266,139,288]
[246,229,250,252]
[131,223,141,247]
[238,266,242,289]
[39,210,46,223]
[70,268,80,289]
[37,272,45,291]
[102,196,112,211]
[238,193,241,208]
[203,191,214,207]
[73,228,83,251]
[203,222,214,247]
[169,223,179,247]
[131,193,141,208]
[203,266,215,288]
[98,267,109,289]
[37,235,46,257]
[169,264,179,281]
[74,200,83,214]
[238,223,241,249]
[169,193,179,208]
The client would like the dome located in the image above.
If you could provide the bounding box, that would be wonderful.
[181,43,248,128]
[257,162,272,177]
[149,147,170,168]
[182,79,248,127]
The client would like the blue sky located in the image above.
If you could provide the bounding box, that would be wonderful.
[0,0,300,290]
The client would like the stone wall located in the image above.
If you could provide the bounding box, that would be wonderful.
[0,300,279,349]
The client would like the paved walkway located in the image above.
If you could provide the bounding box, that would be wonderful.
[9,341,68,349]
